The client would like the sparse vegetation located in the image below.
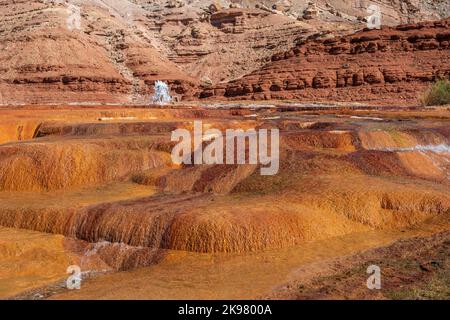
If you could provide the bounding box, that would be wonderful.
[421,79,450,106]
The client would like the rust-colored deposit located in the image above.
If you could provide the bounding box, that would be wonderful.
[0,104,449,299]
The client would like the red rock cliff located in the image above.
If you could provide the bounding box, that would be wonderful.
[200,19,450,106]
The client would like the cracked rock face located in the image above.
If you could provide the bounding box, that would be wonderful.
[0,0,197,104]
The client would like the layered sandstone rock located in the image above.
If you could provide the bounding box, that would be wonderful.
[202,19,450,105]
[0,0,449,105]
[0,0,196,104]
[143,5,319,84]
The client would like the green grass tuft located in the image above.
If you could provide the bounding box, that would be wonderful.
[421,79,450,106]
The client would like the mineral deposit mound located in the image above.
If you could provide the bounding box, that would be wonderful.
[0,0,449,301]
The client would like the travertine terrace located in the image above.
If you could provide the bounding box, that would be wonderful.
[0,0,449,301]
[203,19,450,105]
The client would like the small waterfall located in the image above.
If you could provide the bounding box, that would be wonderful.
[152,81,172,105]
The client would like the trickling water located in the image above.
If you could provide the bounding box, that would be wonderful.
[380,144,450,154]
[372,143,450,180]
[152,81,172,105]
[80,241,111,272]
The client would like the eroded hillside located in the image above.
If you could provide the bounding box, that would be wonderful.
[0,0,448,105]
